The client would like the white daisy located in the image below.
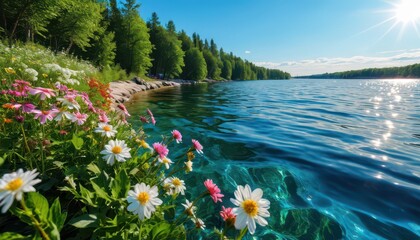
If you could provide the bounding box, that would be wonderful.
[192,217,205,230]
[54,110,72,121]
[230,184,270,235]
[163,177,186,196]
[94,123,117,138]
[158,157,173,169]
[0,169,41,213]
[181,199,196,217]
[57,95,80,110]
[100,139,131,166]
[127,183,162,220]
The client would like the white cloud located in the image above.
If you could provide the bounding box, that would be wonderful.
[245,50,251,54]
[254,49,420,76]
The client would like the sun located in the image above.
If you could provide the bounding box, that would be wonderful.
[394,0,420,24]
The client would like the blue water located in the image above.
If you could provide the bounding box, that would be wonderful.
[126,79,420,239]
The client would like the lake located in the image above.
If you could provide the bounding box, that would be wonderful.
[126,79,419,239]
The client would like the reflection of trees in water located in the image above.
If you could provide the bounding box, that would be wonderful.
[127,84,238,134]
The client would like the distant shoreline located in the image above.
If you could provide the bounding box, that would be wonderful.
[294,63,420,79]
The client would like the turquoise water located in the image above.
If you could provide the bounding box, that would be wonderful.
[126,79,420,239]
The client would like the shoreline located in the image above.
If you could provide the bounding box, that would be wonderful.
[109,77,227,106]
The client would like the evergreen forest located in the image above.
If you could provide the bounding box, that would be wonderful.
[0,0,291,81]
[302,63,420,79]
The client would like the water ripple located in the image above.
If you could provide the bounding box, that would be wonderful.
[127,79,420,239]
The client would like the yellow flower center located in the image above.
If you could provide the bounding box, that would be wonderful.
[172,178,182,186]
[137,191,150,205]
[103,125,111,131]
[242,199,258,217]
[5,177,23,191]
[112,146,122,154]
[162,158,170,164]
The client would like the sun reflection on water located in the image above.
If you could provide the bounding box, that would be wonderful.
[364,79,419,184]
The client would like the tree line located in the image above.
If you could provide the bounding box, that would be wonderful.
[301,63,420,79]
[0,0,290,81]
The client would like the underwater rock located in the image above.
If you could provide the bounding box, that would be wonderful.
[277,208,344,240]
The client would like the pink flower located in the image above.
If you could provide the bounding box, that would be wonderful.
[22,103,36,113]
[32,108,59,124]
[220,206,236,223]
[117,104,130,116]
[70,112,88,125]
[147,109,156,125]
[15,115,24,123]
[98,112,109,123]
[204,179,224,203]
[192,139,203,154]
[55,82,68,92]
[79,92,93,107]
[11,80,31,96]
[153,142,169,159]
[150,116,156,125]
[29,87,56,100]
[140,116,149,123]
[172,130,182,143]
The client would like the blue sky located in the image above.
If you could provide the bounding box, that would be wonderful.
[138,0,420,76]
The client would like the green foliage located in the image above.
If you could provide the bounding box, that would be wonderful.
[0,0,63,41]
[203,50,221,80]
[48,0,103,52]
[0,0,290,80]
[182,48,207,80]
[178,31,193,52]
[221,58,232,80]
[0,42,97,90]
[94,65,131,84]
[112,0,153,75]
[148,15,185,78]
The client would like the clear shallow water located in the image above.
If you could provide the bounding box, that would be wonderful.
[126,79,420,239]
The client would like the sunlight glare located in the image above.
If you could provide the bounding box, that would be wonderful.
[394,0,420,23]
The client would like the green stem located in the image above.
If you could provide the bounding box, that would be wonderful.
[173,191,208,225]
[40,125,45,173]
[20,199,51,240]
[20,124,32,168]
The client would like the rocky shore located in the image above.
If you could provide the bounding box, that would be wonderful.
[109,77,226,106]
[109,77,198,104]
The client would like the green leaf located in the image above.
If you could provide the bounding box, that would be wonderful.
[86,163,101,174]
[53,161,65,169]
[0,153,5,167]
[26,192,49,221]
[68,214,98,228]
[151,222,171,239]
[48,198,67,231]
[0,232,30,240]
[47,223,60,240]
[71,134,83,150]
[79,184,96,206]
[90,180,112,202]
[111,170,130,199]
